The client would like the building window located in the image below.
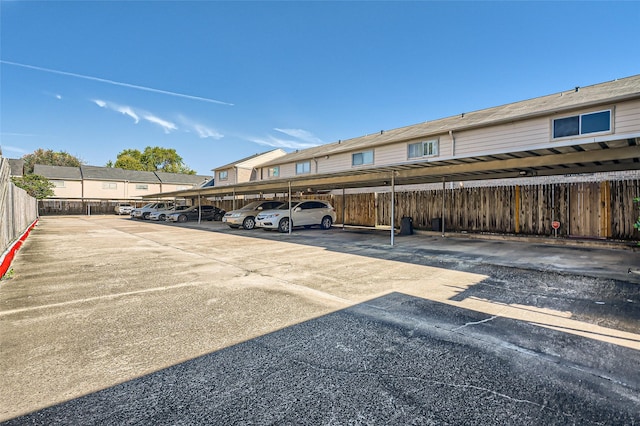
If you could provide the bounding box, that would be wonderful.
[553,110,611,139]
[408,139,439,159]
[268,166,280,178]
[102,182,117,190]
[352,150,374,166]
[219,170,228,181]
[135,184,148,190]
[52,180,65,188]
[296,161,311,174]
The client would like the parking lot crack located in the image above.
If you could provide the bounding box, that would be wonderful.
[451,315,499,331]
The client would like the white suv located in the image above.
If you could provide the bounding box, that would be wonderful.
[255,200,336,233]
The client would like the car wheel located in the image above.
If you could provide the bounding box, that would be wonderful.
[177,214,188,223]
[214,213,223,221]
[142,212,150,220]
[320,216,333,230]
[158,214,166,221]
[242,217,256,230]
[278,217,290,233]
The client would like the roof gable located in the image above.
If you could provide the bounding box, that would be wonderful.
[214,149,286,171]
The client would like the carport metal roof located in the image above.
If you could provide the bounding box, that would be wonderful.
[144,138,639,200]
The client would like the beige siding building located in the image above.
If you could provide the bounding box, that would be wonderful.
[255,75,640,181]
[213,149,286,186]
[33,165,212,200]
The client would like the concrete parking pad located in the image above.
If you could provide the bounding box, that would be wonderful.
[1,216,638,423]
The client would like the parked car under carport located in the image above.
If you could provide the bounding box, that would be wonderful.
[223,200,285,230]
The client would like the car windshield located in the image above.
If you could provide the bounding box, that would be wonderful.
[239,201,263,210]
[141,203,154,208]
[276,202,299,210]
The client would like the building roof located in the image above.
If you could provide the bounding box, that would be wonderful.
[34,165,82,180]
[260,74,640,167]
[7,159,24,176]
[34,164,212,185]
[214,149,287,171]
[154,171,212,185]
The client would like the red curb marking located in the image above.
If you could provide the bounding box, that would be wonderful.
[0,219,38,278]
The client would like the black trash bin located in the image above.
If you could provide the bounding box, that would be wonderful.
[400,216,413,235]
[431,218,443,232]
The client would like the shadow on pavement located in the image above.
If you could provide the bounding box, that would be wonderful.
[5,293,639,425]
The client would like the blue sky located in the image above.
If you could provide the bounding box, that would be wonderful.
[1,1,639,176]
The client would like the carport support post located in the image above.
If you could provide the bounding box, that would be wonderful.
[288,181,292,235]
[390,172,395,246]
[197,190,202,224]
[441,177,445,237]
[342,187,345,230]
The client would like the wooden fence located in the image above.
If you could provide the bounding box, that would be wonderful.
[36,179,640,241]
[317,179,639,240]
[0,158,38,256]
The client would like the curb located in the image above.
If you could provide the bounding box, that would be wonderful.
[0,219,38,279]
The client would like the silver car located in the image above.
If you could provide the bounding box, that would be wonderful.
[222,200,285,230]
[255,200,336,233]
[148,205,189,221]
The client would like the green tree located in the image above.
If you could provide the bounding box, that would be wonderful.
[11,174,55,199]
[22,149,83,174]
[111,146,195,174]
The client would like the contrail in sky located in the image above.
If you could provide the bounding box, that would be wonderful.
[0,60,234,106]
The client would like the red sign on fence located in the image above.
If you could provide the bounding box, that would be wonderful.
[552,221,560,230]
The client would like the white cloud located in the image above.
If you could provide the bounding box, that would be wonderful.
[177,115,223,139]
[0,145,29,155]
[193,124,223,139]
[274,128,323,145]
[250,128,323,149]
[249,135,318,150]
[143,114,177,133]
[92,99,139,123]
[116,106,140,124]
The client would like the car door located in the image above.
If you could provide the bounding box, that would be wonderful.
[293,201,316,226]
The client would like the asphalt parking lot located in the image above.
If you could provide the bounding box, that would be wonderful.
[1,216,639,424]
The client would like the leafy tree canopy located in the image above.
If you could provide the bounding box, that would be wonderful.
[22,149,83,175]
[11,174,55,199]
[111,146,195,174]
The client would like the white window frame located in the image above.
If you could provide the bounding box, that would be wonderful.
[52,180,65,188]
[552,109,612,139]
[268,166,280,178]
[352,150,374,167]
[219,170,228,181]
[408,139,439,159]
[296,161,311,175]
[102,182,117,190]
[135,184,149,190]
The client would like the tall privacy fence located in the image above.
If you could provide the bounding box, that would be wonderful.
[320,179,640,241]
[0,158,38,256]
[36,178,640,241]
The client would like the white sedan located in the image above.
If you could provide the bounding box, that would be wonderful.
[255,200,336,233]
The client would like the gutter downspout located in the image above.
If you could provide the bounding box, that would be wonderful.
[449,130,456,156]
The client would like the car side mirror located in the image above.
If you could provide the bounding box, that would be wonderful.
[294,207,301,212]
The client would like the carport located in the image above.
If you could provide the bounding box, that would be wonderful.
[143,140,639,245]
